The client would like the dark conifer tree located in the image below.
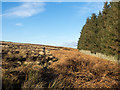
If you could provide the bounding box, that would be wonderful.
[77,17,91,50]
[96,11,103,52]
[77,2,119,58]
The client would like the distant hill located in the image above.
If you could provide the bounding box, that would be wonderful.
[0,41,75,50]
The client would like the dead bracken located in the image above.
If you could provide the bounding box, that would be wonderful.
[1,41,119,89]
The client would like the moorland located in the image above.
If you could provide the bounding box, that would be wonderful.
[1,41,119,89]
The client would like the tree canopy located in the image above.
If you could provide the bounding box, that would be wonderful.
[77,2,120,58]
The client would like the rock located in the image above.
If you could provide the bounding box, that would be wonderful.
[7,52,12,55]
[33,55,38,57]
[48,56,53,59]
[24,61,32,65]
[31,51,34,53]
[39,52,44,55]
[52,58,58,62]
[17,61,22,65]
[23,61,28,65]
[48,60,53,64]
[35,61,40,65]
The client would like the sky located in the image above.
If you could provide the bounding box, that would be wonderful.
[2,2,105,48]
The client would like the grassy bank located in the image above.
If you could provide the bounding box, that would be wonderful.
[79,50,119,62]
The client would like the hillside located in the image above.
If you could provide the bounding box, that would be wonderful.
[1,41,119,89]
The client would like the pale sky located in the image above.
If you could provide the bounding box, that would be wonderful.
[2,2,106,48]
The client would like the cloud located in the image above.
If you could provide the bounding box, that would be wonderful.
[16,23,22,26]
[62,42,77,48]
[3,2,45,18]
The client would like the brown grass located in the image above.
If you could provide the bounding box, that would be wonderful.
[49,49,119,88]
[2,41,120,89]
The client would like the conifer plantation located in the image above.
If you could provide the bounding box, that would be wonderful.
[77,2,120,59]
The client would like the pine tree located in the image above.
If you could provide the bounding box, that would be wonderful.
[77,2,119,58]
[77,17,91,50]
[89,13,98,53]
[106,2,119,56]
[96,11,103,53]
[99,2,110,55]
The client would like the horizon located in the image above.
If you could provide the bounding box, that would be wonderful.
[2,2,105,48]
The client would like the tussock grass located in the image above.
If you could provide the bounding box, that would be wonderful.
[2,41,119,89]
[49,50,119,88]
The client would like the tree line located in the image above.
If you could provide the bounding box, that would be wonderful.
[77,2,120,58]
